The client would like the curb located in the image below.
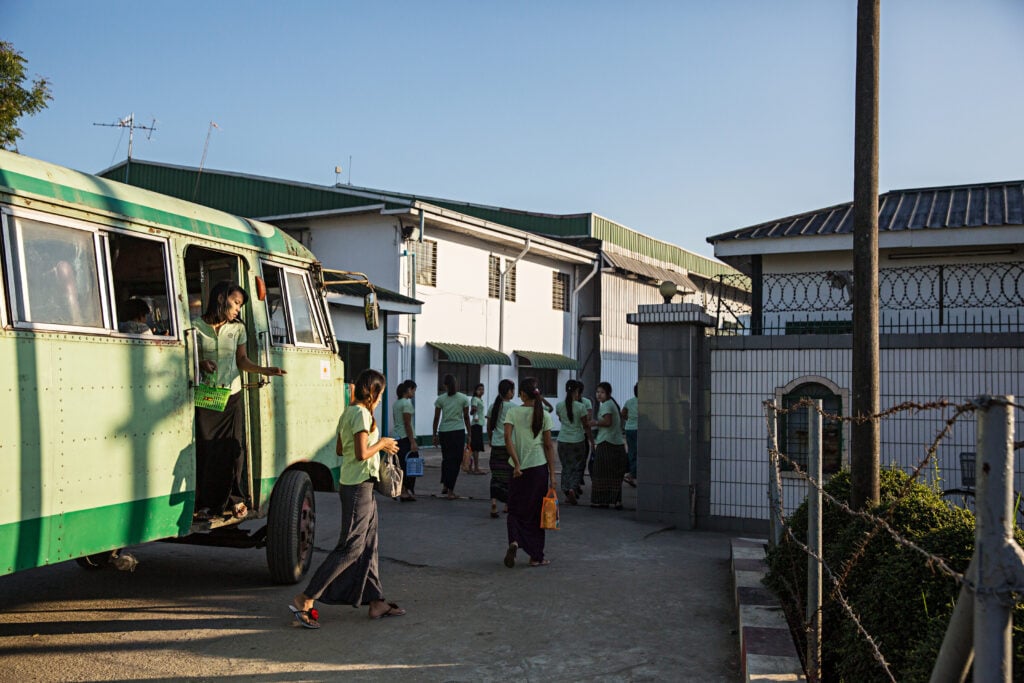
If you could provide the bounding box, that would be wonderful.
[731,537,806,682]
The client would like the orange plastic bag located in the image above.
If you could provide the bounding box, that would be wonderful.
[540,488,560,530]
[461,444,473,472]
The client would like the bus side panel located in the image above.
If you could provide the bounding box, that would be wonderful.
[255,349,345,504]
[0,334,194,574]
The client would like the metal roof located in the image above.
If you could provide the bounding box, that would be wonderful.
[2,151,313,260]
[99,158,735,279]
[326,282,422,310]
[513,350,580,370]
[602,251,698,292]
[707,180,1024,244]
[427,342,511,366]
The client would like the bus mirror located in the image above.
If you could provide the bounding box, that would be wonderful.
[255,276,267,302]
[364,291,380,331]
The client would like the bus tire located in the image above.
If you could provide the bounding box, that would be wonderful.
[75,551,116,570]
[266,470,316,584]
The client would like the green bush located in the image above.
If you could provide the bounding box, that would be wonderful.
[764,468,1024,682]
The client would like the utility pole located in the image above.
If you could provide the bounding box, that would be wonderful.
[850,0,881,509]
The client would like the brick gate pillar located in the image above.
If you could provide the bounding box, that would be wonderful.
[627,302,713,529]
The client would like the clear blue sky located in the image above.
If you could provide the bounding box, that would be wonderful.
[5,1,1023,258]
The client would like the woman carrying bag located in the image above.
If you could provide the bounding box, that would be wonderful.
[290,369,405,628]
[502,377,557,568]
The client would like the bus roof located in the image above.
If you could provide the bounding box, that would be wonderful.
[0,150,314,261]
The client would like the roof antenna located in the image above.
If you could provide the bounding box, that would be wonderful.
[93,113,157,183]
[193,121,220,200]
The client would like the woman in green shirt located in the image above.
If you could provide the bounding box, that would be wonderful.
[555,379,590,505]
[621,383,639,487]
[392,380,419,501]
[432,374,471,499]
[486,379,515,518]
[591,381,629,509]
[468,383,486,474]
[503,376,557,568]
[291,369,403,628]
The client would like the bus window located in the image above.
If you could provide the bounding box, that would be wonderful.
[184,247,240,322]
[262,264,292,345]
[285,271,324,346]
[108,232,174,336]
[3,213,104,328]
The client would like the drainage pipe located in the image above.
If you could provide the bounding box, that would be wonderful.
[498,237,530,353]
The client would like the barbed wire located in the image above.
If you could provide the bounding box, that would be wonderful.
[759,395,1022,679]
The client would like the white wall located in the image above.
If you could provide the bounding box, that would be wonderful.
[598,272,662,403]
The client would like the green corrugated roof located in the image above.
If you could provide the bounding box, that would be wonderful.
[3,151,312,259]
[427,342,511,366]
[100,159,736,278]
[514,350,580,370]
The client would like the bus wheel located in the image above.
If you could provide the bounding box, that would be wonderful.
[267,470,316,584]
[75,551,116,570]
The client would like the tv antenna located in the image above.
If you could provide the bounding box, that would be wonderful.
[93,112,157,182]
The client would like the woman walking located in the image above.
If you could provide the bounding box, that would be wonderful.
[555,380,590,505]
[393,380,419,501]
[621,383,639,487]
[590,381,629,509]
[486,379,515,518]
[290,369,405,628]
[503,377,557,568]
[468,383,486,474]
[432,374,471,499]
[193,281,285,520]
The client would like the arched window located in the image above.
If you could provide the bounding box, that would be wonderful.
[779,382,843,474]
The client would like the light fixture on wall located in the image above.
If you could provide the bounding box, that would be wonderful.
[659,280,679,304]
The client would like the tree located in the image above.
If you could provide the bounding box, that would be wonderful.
[0,41,52,152]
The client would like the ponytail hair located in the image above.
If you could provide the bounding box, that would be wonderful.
[442,373,457,396]
[488,379,515,433]
[520,376,545,437]
[564,379,579,422]
[354,368,386,432]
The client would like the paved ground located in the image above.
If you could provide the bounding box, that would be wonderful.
[0,451,740,682]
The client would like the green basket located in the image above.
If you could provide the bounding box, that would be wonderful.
[195,382,231,412]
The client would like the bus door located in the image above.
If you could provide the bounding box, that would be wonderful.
[255,261,343,504]
[183,246,262,518]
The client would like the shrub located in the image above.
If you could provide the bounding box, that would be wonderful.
[764,468,1024,682]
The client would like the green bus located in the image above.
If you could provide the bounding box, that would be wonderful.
[0,149,353,583]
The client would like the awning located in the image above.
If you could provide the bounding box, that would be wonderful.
[514,350,580,370]
[326,282,422,315]
[602,251,698,292]
[427,342,511,365]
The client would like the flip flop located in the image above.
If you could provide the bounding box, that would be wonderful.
[288,604,320,629]
[504,542,518,568]
[529,559,551,567]
[370,602,406,619]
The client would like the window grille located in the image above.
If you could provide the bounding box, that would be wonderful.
[552,272,569,311]
[411,239,437,287]
[779,382,843,473]
[488,255,500,299]
[505,261,516,302]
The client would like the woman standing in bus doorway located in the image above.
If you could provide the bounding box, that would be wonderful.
[432,374,471,500]
[486,379,515,518]
[590,381,628,509]
[193,281,285,520]
[502,377,557,568]
[468,383,487,474]
[621,383,639,487]
[556,380,590,505]
[290,369,404,628]
[393,380,419,502]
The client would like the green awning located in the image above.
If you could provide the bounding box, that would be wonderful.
[428,342,511,366]
[513,350,580,370]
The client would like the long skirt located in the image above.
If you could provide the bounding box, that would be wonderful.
[195,392,245,513]
[303,482,384,607]
[557,440,588,495]
[591,442,628,506]
[489,445,513,502]
[625,429,638,478]
[470,425,485,452]
[507,464,549,562]
[439,429,465,491]
[397,437,416,493]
